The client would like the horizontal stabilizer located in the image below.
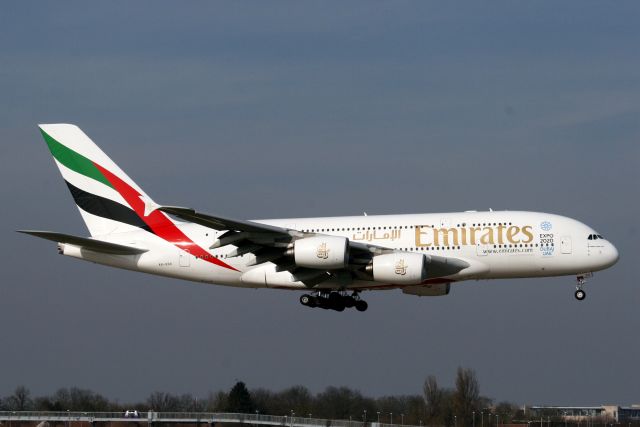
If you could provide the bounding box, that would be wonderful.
[17,230,148,255]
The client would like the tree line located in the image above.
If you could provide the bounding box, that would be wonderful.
[1,368,523,426]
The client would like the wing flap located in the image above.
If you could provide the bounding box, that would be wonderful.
[18,230,148,255]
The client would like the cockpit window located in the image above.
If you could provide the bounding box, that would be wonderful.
[597,234,604,239]
[588,234,593,240]
[588,234,605,240]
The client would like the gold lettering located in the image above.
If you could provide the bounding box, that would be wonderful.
[521,225,534,243]
[469,227,482,245]
[413,224,534,247]
[459,227,468,245]
[434,228,459,247]
[496,224,505,245]
[480,227,495,245]
[506,226,521,243]
[415,225,433,247]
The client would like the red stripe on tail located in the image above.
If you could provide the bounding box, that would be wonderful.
[93,162,239,272]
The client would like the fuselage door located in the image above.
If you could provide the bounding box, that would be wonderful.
[179,249,191,267]
[560,236,572,254]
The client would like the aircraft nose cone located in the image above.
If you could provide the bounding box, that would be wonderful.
[605,242,619,268]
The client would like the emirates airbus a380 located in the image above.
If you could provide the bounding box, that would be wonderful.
[20,124,619,312]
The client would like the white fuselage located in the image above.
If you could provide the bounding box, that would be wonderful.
[60,210,619,292]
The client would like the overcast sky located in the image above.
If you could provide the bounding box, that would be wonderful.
[1,1,639,407]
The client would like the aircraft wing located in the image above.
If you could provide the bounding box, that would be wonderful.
[159,206,390,256]
[159,206,469,287]
[17,230,148,255]
[159,206,300,236]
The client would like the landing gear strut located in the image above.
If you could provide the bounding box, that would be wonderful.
[300,291,368,312]
[575,275,587,301]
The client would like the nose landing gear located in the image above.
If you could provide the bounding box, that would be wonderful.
[574,274,590,301]
[300,291,368,312]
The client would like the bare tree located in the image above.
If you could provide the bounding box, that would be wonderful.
[6,386,32,411]
[313,386,371,420]
[453,368,480,427]
[423,376,443,423]
[147,391,181,412]
[205,391,228,412]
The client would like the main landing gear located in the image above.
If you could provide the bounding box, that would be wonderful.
[574,275,588,301]
[300,291,368,312]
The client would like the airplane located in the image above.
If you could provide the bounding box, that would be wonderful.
[19,124,619,312]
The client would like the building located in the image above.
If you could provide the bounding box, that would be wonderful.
[528,405,640,423]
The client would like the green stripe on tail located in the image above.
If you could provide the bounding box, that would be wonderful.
[40,128,114,189]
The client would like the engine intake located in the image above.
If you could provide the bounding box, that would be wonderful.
[293,236,349,269]
[370,252,427,285]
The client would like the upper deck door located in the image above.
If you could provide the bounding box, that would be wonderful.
[560,236,572,254]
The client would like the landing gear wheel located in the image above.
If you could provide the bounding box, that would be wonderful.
[575,289,586,301]
[328,292,345,311]
[317,293,331,310]
[300,294,316,307]
[355,300,368,312]
[343,296,356,308]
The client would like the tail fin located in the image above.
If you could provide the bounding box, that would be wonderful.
[39,124,159,237]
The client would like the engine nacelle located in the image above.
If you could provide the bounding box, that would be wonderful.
[402,283,451,296]
[371,252,427,285]
[293,236,349,269]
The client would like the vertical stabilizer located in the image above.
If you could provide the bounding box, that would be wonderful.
[39,123,156,237]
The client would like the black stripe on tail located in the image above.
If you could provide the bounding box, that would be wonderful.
[65,181,152,232]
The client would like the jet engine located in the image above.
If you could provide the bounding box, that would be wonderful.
[293,236,349,269]
[370,252,427,285]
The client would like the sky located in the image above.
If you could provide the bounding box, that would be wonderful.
[1,1,639,407]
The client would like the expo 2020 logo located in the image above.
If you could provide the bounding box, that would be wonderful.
[540,221,552,231]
